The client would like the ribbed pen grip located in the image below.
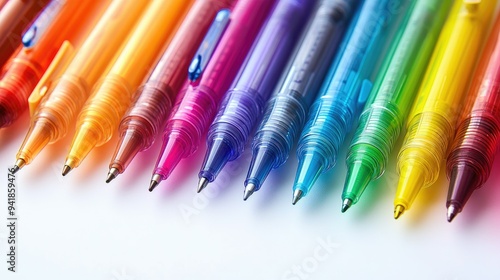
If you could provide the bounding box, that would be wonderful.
[165,85,218,156]
[77,74,131,145]
[298,95,353,170]
[447,115,500,185]
[398,111,454,186]
[0,62,39,127]
[347,103,403,178]
[208,87,265,160]
[34,74,89,141]
[120,82,174,149]
[252,90,308,167]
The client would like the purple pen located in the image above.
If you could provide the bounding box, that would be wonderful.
[197,0,315,194]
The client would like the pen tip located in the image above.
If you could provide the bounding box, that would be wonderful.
[149,174,161,192]
[341,198,352,213]
[243,183,256,201]
[13,159,26,174]
[394,205,405,219]
[106,168,119,183]
[447,204,459,223]
[292,189,304,205]
[62,165,72,176]
[197,177,209,193]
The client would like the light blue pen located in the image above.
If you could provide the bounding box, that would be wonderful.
[292,0,411,204]
[22,0,64,48]
[243,0,359,197]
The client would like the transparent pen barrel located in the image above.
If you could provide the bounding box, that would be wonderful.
[298,94,354,170]
[252,90,308,166]
[398,111,453,186]
[447,114,500,186]
[77,74,132,145]
[165,85,218,156]
[347,103,403,178]
[120,82,175,150]
[208,87,265,160]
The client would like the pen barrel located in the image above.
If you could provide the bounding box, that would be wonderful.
[447,114,500,188]
[252,90,308,167]
[165,85,217,156]
[111,83,175,173]
[347,103,403,178]
[77,74,132,146]
[298,94,355,170]
[208,88,265,160]
[121,82,175,149]
[34,74,89,141]
[398,111,454,186]
[0,59,39,127]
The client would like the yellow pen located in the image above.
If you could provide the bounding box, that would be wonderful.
[62,0,193,175]
[13,0,150,172]
[393,0,495,219]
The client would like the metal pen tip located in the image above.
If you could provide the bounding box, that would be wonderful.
[292,189,304,205]
[243,183,256,201]
[197,177,209,193]
[12,165,20,174]
[394,204,405,219]
[447,204,459,223]
[341,198,352,213]
[106,168,119,183]
[149,174,161,192]
[13,159,26,174]
[62,165,72,176]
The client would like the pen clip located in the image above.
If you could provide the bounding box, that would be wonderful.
[22,0,65,48]
[188,9,231,81]
[28,40,75,115]
[356,79,372,114]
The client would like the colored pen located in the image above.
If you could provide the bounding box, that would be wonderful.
[0,0,50,68]
[63,0,194,175]
[0,0,109,128]
[198,0,315,196]
[149,0,277,191]
[106,0,235,183]
[13,0,150,172]
[243,0,358,199]
[292,0,411,205]
[393,0,495,219]
[446,14,500,222]
[341,0,453,212]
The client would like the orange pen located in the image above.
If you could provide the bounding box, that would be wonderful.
[13,0,150,172]
[63,0,194,175]
[0,0,111,128]
[0,0,50,67]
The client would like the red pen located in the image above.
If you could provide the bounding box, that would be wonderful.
[0,0,108,128]
[106,0,236,183]
[446,14,500,222]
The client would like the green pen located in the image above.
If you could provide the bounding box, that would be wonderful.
[341,0,453,212]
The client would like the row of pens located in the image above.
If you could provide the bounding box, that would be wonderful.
[0,0,499,222]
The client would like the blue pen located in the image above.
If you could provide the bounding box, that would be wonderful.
[188,9,231,82]
[22,0,64,48]
[197,0,316,195]
[243,0,359,198]
[292,0,411,205]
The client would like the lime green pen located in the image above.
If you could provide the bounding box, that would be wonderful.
[341,0,453,212]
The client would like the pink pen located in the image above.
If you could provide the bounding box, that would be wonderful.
[149,0,277,191]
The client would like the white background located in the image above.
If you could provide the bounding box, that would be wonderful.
[1,107,500,280]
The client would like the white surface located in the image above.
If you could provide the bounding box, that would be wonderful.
[1,112,500,280]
